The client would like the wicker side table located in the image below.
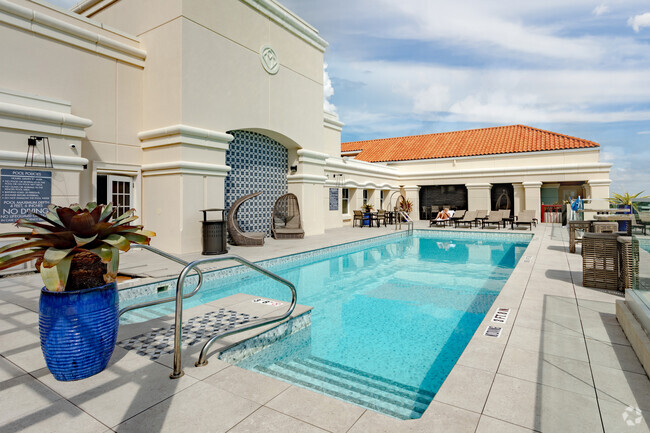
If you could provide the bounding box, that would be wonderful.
[569,220,592,253]
[582,233,619,290]
[618,236,640,290]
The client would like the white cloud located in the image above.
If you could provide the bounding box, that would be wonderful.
[629,12,650,32]
[336,60,650,124]
[592,4,609,16]
[412,84,451,113]
[323,63,337,114]
[638,131,650,135]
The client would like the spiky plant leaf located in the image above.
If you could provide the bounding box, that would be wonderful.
[30,212,64,229]
[104,247,120,283]
[99,203,114,222]
[39,256,72,292]
[42,247,74,267]
[0,239,58,254]
[87,244,114,264]
[15,219,58,233]
[102,234,131,251]
[123,233,151,245]
[73,234,97,247]
[0,249,44,271]
[113,209,136,223]
[0,232,33,239]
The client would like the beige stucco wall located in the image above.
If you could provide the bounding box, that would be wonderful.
[0,0,144,232]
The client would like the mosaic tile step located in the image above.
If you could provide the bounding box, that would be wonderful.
[117,308,259,361]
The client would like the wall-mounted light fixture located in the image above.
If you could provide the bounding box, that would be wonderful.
[25,136,53,168]
[290,165,298,174]
[329,173,345,188]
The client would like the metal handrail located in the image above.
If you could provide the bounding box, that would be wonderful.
[395,210,414,235]
[170,254,296,379]
[118,244,204,317]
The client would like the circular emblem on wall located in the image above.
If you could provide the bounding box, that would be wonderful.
[260,45,279,75]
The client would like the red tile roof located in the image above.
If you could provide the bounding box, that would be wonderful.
[341,125,599,163]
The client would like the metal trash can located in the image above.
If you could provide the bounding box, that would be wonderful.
[200,209,227,255]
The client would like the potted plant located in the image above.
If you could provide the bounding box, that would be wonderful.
[0,202,154,381]
[607,191,649,231]
[361,203,374,213]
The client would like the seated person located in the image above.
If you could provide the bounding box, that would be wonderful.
[434,208,452,220]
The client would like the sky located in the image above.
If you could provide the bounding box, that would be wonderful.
[47,0,650,194]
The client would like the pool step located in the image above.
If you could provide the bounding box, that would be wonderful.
[255,356,434,419]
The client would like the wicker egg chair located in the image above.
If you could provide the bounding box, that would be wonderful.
[227,191,265,246]
[271,193,304,239]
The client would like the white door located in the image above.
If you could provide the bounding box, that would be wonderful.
[107,175,133,218]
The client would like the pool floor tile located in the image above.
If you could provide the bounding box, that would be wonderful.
[483,373,603,433]
[228,406,328,433]
[204,365,291,405]
[497,345,595,397]
[476,415,538,433]
[33,349,199,427]
[265,385,365,433]
[2,398,108,433]
[113,381,259,432]
[434,364,495,413]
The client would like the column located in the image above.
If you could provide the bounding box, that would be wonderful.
[466,183,492,211]
[587,179,611,210]
[513,183,524,216]
[402,186,420,219]
[288,149,328,236]
[139,125,232,254]
[522,181,543,221]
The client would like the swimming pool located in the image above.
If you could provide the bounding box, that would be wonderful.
[121,230,530,419]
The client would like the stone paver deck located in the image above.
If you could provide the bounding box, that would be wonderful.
[0,222,649,432]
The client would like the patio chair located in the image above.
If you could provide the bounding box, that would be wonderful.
[638,212,650,234]
[455,210,478,228]
[632,212,647,235]
[481,210,507,229]
[353,210,364,227]
[512,210,537,230]
[376,209,387,227]
[227,192,265,246]
[271,193,304,239]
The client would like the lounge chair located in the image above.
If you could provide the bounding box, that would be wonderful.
[512,210,537,230]
[481,210,507,229]
[474,210,488,226]
[271,193,304,239]
[227,192,265,246]
[449,209,466,226]
[353,210,364,227]
[455,210,478,228]
[430,209,455,227]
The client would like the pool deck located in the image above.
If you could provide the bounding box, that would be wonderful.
[1,222,649,432]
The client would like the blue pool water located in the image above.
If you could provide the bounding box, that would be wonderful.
[122,231,530,418]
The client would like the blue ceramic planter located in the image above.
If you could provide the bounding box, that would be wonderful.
[39,282,119,381]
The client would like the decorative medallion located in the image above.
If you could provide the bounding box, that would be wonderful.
[260,45,279,75]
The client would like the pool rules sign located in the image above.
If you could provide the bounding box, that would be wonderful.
[0,169,52,223]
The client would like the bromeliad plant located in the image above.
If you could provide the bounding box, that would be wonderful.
[0,202,155,292]
[607,191,649,213]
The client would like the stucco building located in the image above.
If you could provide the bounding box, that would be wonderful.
[0,0,612,254]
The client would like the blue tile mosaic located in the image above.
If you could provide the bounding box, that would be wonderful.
[225,131,288,235]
